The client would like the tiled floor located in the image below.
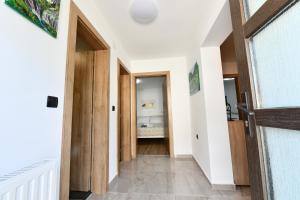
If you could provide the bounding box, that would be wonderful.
[87,156,251,200]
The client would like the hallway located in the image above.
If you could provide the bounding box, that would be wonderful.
[88,156,250,200]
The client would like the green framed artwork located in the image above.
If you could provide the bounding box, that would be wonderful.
[5,0,61,38]
[189,62,200,96]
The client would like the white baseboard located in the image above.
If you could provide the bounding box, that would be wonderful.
[175,154,193,158]
[191,156,236,191]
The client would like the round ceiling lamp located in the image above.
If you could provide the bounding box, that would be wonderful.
[130,0,159,24]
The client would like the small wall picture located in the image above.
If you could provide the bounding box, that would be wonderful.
[5,0,61,38]
[142,100,156,109]
[189,62,201,96]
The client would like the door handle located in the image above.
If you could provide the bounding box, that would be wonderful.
[237,92,255,137]
[237,103,255,116]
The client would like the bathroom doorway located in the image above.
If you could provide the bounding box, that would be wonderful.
[131,72,174,158]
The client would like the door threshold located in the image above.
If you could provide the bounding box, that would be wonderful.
[69,191,91,200]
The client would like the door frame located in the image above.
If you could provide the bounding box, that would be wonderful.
[229,0,300,199]
[60,2,110,200]
[117,59,131,175]
[131,71,175,158]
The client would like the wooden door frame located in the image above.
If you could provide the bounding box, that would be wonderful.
[60,2,110,200]
[117,59,131,175]
[131,71,175,158]
[229,0,300,199]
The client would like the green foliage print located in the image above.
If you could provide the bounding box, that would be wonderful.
[189,62,201,96]
[5,0,60,38]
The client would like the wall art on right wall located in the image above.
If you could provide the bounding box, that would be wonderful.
[189,62,201,96]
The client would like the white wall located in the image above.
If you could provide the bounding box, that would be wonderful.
[0,0,130,184]
[0,0,69,176]
[188,47,212,180]
[187,0,235,185]
[137,77,165,118]
[131,57,192,156]
[200,47,233,184]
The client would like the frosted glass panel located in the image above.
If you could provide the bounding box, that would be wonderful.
[244,0,266,18]
[249,2,300,108]
[262,127,300,200]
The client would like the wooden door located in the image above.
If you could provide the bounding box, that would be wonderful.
[91,50,110,194]
[228,120,249,185]
[70,51,94,191]
[229,0,300,199]
[120,75,131,161]
[162,78,170,154]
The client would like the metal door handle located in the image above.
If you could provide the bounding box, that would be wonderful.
[237,92,255,137]
[237,103,255,116]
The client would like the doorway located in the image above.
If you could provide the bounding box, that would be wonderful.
[117,59,131,174]
[131,72,174,158]
[68,35,94,199]
[220,33,250,187]
[60,2,110,200]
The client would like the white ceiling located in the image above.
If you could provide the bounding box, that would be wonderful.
[95,0,225,60]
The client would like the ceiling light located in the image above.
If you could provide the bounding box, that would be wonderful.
[136,79,141,84]
[130,0,159,24]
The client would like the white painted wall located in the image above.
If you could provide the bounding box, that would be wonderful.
[187,47,212,180]
[0,0,69,177]
[131,57,192,156]
[200,47,233,184]
[187,0,235,185]
[137,77,165,118]
[0,0,130,184]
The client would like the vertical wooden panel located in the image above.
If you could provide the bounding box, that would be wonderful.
[91,50,109,194]
[131,75,137,159]
[117,66,121,174]
[165,72,174,158]
[70,51,94,191]
[120,75,131,161]
[59,3,77,199]
[162,79,170,155]
[228,120,250,185]
[117,60,131,173]
[229,0,267,199]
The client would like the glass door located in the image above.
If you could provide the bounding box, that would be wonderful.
[229,0,300,199]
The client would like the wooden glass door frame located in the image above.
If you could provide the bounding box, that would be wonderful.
[229,0,300,199]
[131,71,175,159]
[117,59,131,175]
[60,2,110,200]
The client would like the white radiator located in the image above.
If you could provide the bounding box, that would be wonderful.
[0,160,58,200]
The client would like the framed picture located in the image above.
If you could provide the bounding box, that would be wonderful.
[189,62,201,96]
[5,0,61,38]
[142,100,156,109]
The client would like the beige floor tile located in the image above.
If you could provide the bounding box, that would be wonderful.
[88,156,251,200]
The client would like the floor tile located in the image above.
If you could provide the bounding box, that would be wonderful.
[87,156,251,200]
